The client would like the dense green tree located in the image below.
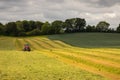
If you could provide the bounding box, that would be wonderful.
[117,24,120,33]
[22,20,31,32]
[27,29,41,36]
[0,18,118,36]
[86,25,96,32]
[16,21,26,36]
[0,22,3,26]
[4,22,18,36]
[41,22,51,34]
[65,18,86,32]
[35,21,44,30]
[29,20,36,30]
[64,19,73,32]
[50,20,63,34]
[0,23,4,35]
[107,28,115,33]
[96,21,110,32]
[16,21,25,31]
[75,18,86,31]
[65,19,73,28]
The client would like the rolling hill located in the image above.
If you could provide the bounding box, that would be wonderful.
[0,33,120,80]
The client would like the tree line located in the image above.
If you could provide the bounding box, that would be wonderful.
[0,18,120,36]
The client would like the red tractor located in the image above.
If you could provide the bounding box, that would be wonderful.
[23,44,31,51]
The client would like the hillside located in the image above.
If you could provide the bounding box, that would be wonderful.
[0,33,120,80]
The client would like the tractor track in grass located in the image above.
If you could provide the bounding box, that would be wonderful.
[29,38,54,49]
[15,38,26,50]
[24,39,42,50]
[44,49,120,75]
[29,39,48,49]
[16,39,119,67]
[79,48,120,56]
[54,40,72,48]
[15,39,21,50]
[36,50,120,80]
[15,37,120,80]
[57,47,120,67]
[53,49,120,68]
[88,49,120,56]
[62,47,120,63]
[35,37,72,48]
[34,38,62,48]
[68,47,120,58]
[32,38,56,48]
[92,48,120,53]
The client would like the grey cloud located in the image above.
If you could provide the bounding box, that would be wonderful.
[0,0,28,11]
[45,0,64,3]
[0,0,120,28]
[80,0,120,7]
[98,0,120,7]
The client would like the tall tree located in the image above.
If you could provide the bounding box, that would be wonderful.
[86,25,96,32]
[50,20,63,34]
[16,21,26,36]
[27,29,41,36]
[35,21,44,30]
[41,22,51,34]
[75,18,86,31]
[4,22,18,36]
[96,21,110,32]
[16,21,25,32]
[22,20,31,32]
[0,22,4,35]
[29,20,36,30]
[107,28,115,33]
[117,24,120,33]
[65,18,86,32]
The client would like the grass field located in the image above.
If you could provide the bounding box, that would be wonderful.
[47,33,120,48]
[0,33,120,80]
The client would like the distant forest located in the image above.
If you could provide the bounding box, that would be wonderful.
[0,17,120,36]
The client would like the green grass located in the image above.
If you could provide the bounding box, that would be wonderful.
[0,37,16,50]
[0,51,107,80]
[50,50,120,74]
[47,33,120,48]
[0,33,120,80]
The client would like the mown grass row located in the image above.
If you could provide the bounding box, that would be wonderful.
[60,47,120,62]
[15,39,23,50]
[15,37,120,80]
[50,50,120,74]
[24,38,120,71]
[0,37,15,50]
[16,37,120,67]
[34,38,62,48]
[35,50,120,80]
[37,49,120,80]
[60,48,120,64]
[1,51,108,80]
[31,38,120,64]
[16,37,120,62]
[33,38,57,48]
[67,47,120,57]
[53,49,120,68]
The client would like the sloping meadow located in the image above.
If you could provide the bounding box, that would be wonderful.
[0,34,120,80]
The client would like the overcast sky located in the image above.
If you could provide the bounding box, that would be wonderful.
[0,0,120,28]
